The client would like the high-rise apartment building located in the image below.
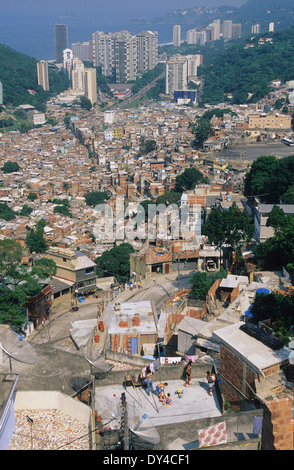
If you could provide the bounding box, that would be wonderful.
[223,20,233,39]
[71,59,85,91]
[232,23,242,38]
[92,29,158,83]
[63,49,74,79]
[136,31,158,73]
[114,32,138,83]
[269,22,275,32]
[92,31,116,77]
[165,54,188,96]
[83,68,97,104]
[186,29,206,45]
[54,24,68,63]
[173,25,181,47]
[37,60,49,91]
[0,81,3,105]
[71,41,91,61]
[186,54,203,78]
[251,24,260,34]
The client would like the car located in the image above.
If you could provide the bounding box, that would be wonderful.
[206,260,217,272]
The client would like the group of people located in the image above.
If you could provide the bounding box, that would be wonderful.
[140,367,172,405]
[139,363,217,404]
[183,361,217,396]
[127,280,142,291]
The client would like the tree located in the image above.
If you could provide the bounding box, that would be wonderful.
[244,155,294,203]
[0,239,56,328]
[282,185,294,204]
[85,191,109,207]
[249,291,294,346]
[95,243,134,284]
[174,167,208,193]
[1,161,20,173]
[26,219,48,253]
[80,96,92,111]
[190,117,212,149]
[27,192,38,202]
[189,269,227,300]
[253,206,294,270]
[62,182,70,193]
[203,202,254,268]
[20,204,33,217]
[244,155,278,201]
[139,137,156,156]
[189,272,213,300]
[0,203,16,221]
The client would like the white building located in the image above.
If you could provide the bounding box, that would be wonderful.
[136,30,158,73]
[223,20,233,39]
[63,49,74,78]
[71,59,85,91]
[71,41,91,61]
[37,61,49,91]
[104,110,115,125]
[83,68,97,104]
[165,54,188,96]
[173,25,181,47]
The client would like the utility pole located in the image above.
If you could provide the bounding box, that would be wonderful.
[121,393,129,450]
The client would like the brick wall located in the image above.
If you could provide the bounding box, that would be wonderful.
[261,397,294,450]
[219,345,258,410]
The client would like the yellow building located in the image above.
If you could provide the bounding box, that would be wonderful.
[113,127,125,138]
[213,160,228,171]
[248,113,291,130]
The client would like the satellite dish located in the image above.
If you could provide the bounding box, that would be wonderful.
[0,326,38,375]
[127,404,160,445]
[81,351,113,373]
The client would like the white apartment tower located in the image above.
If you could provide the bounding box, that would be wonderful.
[63,49,74,79]
[83,68,97,104]
[165,54,188,96]
[187,29,207,45]
[186,54,202,79]
[173,25,181,47]
[92,31,116,77]
[251,24,260,34]
[269,22,275,32]
[71,59,85,91]
[37,60,49,91]
[71,41,91,61]
[136,30,158,73]
[114,32,138,83]
[223,20,233,39]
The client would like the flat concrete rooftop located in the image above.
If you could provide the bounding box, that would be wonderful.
[96,377,222,430]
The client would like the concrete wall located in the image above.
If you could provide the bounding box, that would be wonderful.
[14,391,92,427]
[95,359,212,388]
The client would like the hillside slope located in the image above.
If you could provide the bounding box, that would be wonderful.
[199,27,294,105]
[0,44,70,110]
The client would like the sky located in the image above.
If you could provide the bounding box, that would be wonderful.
[0,0,247,59]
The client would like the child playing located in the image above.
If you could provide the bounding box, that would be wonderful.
[163,393,172,405]
[176,387,183,398]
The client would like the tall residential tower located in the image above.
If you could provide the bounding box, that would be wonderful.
[37,60,49,91]
[54,24,68,63]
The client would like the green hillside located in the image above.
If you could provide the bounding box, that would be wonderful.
[199,27,294,105]
[0,44,70,110]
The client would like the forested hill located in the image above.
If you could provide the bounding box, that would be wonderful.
[0,44,70,110]
[235,0,294,33]
[199,27,294,105]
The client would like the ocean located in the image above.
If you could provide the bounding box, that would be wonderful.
[0,12,195,60]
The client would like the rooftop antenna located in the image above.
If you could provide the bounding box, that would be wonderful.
[0,326,38,376]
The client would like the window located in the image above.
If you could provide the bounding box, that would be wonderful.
[85,267,94,275]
